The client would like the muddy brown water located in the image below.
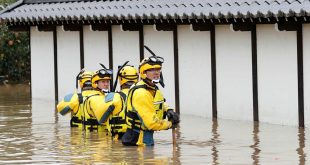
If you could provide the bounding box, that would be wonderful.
[0,85,308,164]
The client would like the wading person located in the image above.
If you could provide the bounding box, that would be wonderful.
[70,70,98,128]
[122,56,179,146]
[118,65,139,96]
[57,67,123,133]
[85,67,123,132]
[80,68,114,131]
[57,70,101,129]
[108,65,139,140]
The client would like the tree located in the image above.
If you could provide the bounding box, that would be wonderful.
[0,0,30,83]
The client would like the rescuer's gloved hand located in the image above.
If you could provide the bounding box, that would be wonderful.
[167,109,180,125]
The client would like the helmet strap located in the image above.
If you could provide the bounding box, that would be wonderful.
[143,78,156,87]
[101,88,109,93]
[152,79,160,84]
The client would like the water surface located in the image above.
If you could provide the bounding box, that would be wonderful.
[0,85,308,164]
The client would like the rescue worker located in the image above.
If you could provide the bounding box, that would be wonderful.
[57,70,101,129]
[57,67,123,132]
[122,56,180,146]
[85,68,123,132]
[91,68,113,95]
[108,65,139,140]
[118,65,139,96]
[79,68,113,131]
[71,71,99,128]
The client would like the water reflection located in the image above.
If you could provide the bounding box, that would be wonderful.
[251,122,260,165]
[0,85,309,164]
[297,128,306,165]
[172,127,181,164]
[211,119,220,165]
[0,84,33,163]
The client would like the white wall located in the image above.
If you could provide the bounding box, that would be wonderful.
[57,26,81,100]
[178,25,212,117]
[83,25,109,71]
[144,25,175,109]
[303,24,310,128]
[215,25,253,121]
[112,25,140,92]
[30,27,55,100]
[257,24,298,125]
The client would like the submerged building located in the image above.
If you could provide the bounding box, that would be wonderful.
[0,0,309,127]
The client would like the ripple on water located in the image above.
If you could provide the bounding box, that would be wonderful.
[0,85,309,164]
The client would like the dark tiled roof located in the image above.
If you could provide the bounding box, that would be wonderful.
[0,0,308,23]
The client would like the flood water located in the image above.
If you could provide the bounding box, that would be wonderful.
[0,84,309,164]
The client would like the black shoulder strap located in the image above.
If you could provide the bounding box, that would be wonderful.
[77,93,83,104]
[117,91,127,102]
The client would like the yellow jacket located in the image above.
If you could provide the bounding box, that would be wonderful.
[57,89,102,128]
[106,88,129,139]
[57,89,123,132]
[127,80,172,131]
[88,92,123,124]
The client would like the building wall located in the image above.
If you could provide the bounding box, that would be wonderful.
[257,24,298,125]
[178,25,212,117]
[29,23,306,127]
[144,25,176,109]
[303,24,310,128]
[215,25,253,121]
[83,25,109,71]
[56,26,81,100]
[112,25,140,91]
[30,27,55,100]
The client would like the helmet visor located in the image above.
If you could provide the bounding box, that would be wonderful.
[149,56,164,64]
[141,56,164,66]
[98,69,113,78]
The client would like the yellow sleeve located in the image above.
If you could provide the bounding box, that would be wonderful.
[56,93,79,115]
[112,93,123,115]
[133,89,172,131]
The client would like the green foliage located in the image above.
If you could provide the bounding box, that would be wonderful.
[0,0,30,83]
[0,0,16,9]
[0,25,30,83]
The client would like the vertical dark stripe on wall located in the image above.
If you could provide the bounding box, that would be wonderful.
[28,29,32,98]
[108,25,114,87]
[210,25,217,118]
[173,26,180,114]
[79,27,84,69]
[139,25,144,61]
[297,24,304,128]
[251,25,259,122]
[53,28,59,103]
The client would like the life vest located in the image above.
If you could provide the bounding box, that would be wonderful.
[80,92,105,132]
[107,89,129,139]
[125,83,165,131]
[87,92,123,127]
[68,91,123,132]
[57,90,105,131]
[71,90,101,128]
[153,90,166,120]
[122,80,172,146]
